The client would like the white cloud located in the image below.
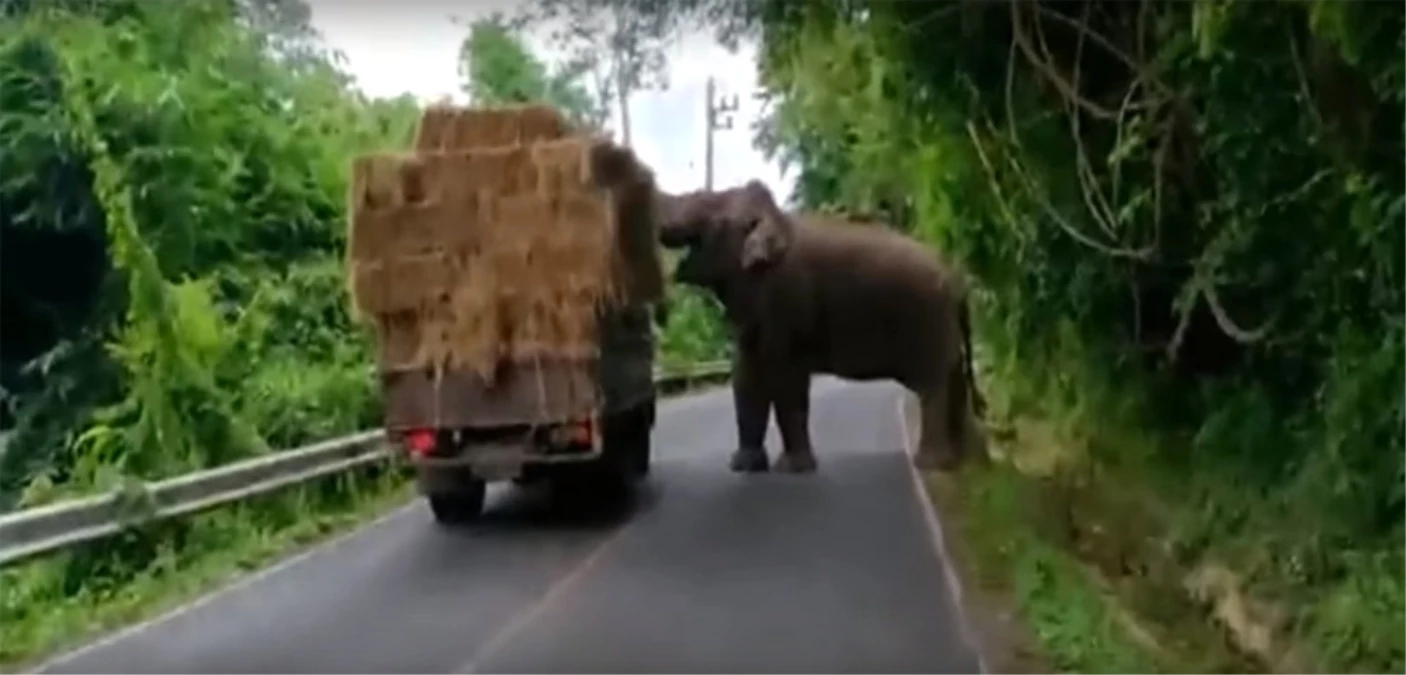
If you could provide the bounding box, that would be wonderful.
[305,0,792,202]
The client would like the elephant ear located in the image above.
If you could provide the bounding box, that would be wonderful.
[735,180,792,270]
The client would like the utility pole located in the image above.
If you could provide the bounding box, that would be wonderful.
[704,76,740,190]
[612,12,633,148]
[616,61,633,148]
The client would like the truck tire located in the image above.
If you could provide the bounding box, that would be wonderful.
[427,481,486,525]
[628,402,654,477]
[603,402,652,481]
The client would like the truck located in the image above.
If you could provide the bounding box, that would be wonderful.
[347,104,668,526]
[381,305,658,525]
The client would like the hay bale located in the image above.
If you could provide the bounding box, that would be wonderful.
[413,104,572,151]
[424,152,483,209]
[413,105,454,152]
[350,203,477,262]
[349,261,387,316]
[354,251,459,315]
[515,105,574,144]
[376,311,423,369]
[351,152,520,264]
[348,117,666,379]
[438,282,501,377]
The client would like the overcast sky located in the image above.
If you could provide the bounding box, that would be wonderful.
[305,0,793,201]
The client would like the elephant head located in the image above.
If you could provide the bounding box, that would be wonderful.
[657,180,794,288]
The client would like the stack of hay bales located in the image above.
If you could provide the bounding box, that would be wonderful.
[346,103,665,383]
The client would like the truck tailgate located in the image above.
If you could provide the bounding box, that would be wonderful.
[382,357,600,431]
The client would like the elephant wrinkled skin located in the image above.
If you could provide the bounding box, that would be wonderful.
[656,180,988,474]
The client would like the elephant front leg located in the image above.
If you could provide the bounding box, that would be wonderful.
[730,349,772,473]
[770,368,817,474]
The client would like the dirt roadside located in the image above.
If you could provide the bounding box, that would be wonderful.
[897,393,1050,674]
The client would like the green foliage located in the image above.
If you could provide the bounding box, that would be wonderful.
[748,0,1404,670]
[657,285,733,369]
[511,0,683,145]
[937,467,1161,674]
[0,1,423,662]
[0,0,412,504]
[0,1,731,664]
[1,468,411,669]
[458,15,606,129]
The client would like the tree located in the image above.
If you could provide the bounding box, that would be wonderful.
[457,15,606,129]
[0,0,411,504]
[508,1,674,148]
[235,0,318,65]
[508,0,770,148]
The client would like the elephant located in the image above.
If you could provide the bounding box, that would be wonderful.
[655,180,988,474]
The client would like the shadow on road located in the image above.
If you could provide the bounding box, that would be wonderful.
[453,479,662,536]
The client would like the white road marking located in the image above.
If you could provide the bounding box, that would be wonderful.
[895,392,990,675]
[30,502,418,672]
[30,383,986,674]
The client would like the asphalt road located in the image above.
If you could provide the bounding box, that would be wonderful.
[36,378,982,674]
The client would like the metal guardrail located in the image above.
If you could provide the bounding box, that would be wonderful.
[0,360,732,568]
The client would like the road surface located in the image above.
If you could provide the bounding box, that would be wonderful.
[36,378,982,674]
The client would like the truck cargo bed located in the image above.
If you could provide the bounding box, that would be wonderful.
[381,305,656,432]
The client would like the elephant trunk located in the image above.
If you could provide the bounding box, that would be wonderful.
[654,194,696,248]
[658,220,693,248]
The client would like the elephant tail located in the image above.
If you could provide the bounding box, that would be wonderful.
[958,293,986,419]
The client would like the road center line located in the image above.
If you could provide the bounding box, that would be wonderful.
[453,384,744,674]
[454,511,634,673]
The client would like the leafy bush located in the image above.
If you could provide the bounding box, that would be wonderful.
[0,1,731,665]
[658,284,733,369]
[746,0,1403,670]
[0,0,414,504]
[0,3,424,663]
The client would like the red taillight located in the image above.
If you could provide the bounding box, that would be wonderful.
[549,419,594,447]
[405,429,436,457]
[569,419,594,446]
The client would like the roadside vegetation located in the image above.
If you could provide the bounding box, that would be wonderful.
[3,0,1399,672]
[730,1,1401,671]
[513,0,1398,670]
[0,1,726,667]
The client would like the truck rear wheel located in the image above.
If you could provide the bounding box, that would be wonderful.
[427,480,486,525]
[605,401,653,480]
[627,403,654,477]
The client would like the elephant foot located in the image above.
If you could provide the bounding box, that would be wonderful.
[729,447,771,473]
[771,451,818,474]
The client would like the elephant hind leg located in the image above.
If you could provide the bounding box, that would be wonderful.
[946,360,990,467]
[912,381,961,472]
[771,367,817,474]
[912,355,989,473]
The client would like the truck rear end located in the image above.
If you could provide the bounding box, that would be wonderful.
[383,307,658,523]
[346,104,667,524]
